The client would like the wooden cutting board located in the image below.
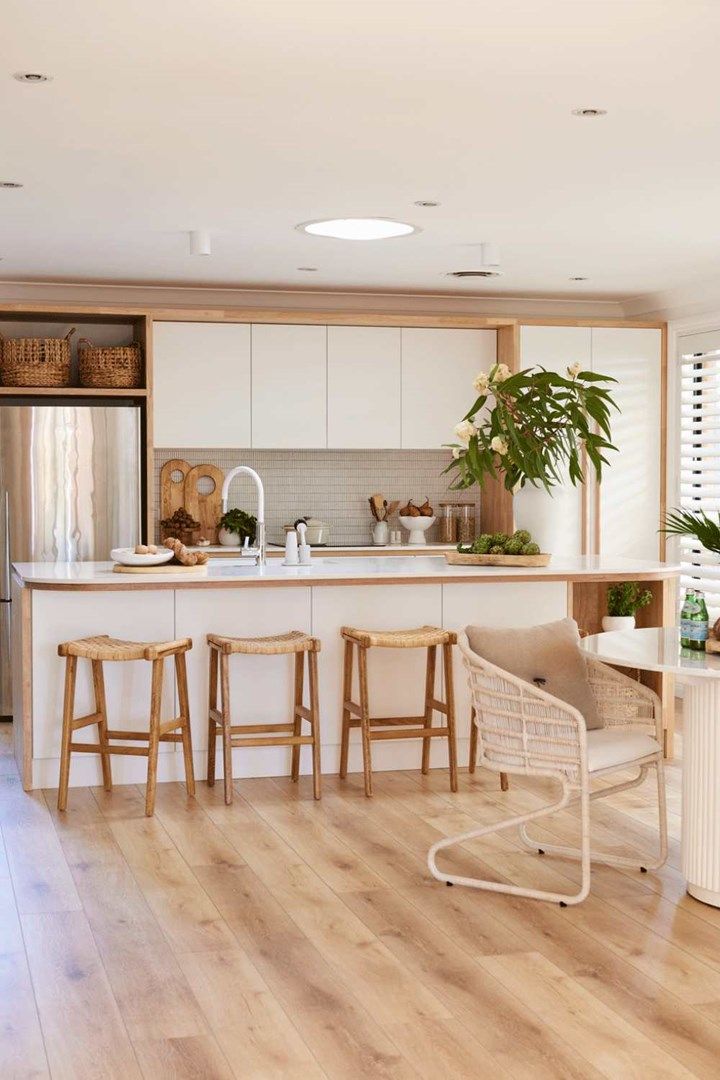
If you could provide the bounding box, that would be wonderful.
[184,464,225,543]
[160,458,191,523]
[113,563,208,574]
[445,551,551,567]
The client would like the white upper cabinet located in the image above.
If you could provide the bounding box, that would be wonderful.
[401,328,497,449]
[327,326,401,448]
[251,324,327,448]
[153,322,251,448]
[514,326,591,556]
[593,327,662,560]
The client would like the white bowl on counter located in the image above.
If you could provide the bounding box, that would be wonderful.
[110,546,175,567]
[398,515,436,545]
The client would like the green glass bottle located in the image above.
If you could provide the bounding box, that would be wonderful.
[680,588,709,651]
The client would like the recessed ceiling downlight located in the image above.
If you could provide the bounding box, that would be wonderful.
[569,276,589,281]
[571,107,607,118]
[13,72,52,83]
[298,218,417,240]
[0,181,23,189]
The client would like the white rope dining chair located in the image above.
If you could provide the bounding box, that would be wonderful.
[428,632,668,906]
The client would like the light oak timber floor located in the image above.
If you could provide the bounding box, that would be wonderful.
[3,718,720,1077]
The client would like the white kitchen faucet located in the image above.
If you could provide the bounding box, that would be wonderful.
[220,465,266,567]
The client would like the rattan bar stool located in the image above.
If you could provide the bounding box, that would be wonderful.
[206,630,322,805]
[57,634,195,817]
[339,625,458,797]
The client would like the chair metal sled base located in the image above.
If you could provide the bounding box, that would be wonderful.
[427,761,668,907]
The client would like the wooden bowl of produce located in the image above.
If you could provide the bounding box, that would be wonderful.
[445,530,551,567]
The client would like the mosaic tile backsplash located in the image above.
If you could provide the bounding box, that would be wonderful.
[154,448,480,546]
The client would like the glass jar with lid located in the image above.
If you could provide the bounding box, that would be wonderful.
[437,503,457,544]
[456,503,476,544]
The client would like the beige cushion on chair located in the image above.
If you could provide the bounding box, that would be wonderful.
[587,729,661,771]
[465,617,603,730]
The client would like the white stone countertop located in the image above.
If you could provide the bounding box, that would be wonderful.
[13,554,680,590]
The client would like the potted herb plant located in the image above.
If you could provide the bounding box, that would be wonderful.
[603,582,653,632]
[217,508,257,547]
[445,361,619,493]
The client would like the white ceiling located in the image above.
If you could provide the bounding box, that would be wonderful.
[3,0,719,302]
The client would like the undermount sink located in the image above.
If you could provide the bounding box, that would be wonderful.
[318,556,446,572]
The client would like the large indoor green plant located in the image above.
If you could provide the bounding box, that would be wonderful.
[445,361,619,492]
[661,507,720,553]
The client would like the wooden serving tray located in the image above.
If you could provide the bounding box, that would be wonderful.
[113,563,208,574]
[445,551,551,567]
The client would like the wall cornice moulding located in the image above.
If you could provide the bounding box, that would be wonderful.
[622,278,720,322]
[0,279,626,319]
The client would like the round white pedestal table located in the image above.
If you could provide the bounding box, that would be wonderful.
[582,626,720,908]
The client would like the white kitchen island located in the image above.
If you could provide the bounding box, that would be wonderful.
[11,555,679,791]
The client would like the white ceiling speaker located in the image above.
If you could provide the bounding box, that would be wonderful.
[189,229,211,256]
[447,242,503,278]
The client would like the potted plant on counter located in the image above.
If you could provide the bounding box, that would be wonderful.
[603,582,653,631]
[445,361,619,493]
[217,508,257,547]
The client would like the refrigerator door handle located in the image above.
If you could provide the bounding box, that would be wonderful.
[2,490,9,601]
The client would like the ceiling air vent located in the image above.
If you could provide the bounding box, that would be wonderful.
[447,242,503,278]
[447,269,504,279]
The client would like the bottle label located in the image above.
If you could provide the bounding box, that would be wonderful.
[680,619,708,641]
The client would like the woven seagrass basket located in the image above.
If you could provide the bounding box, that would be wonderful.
[0,328,74,387]
[78,338,143,389]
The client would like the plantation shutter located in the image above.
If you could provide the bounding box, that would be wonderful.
[679,331,720,614]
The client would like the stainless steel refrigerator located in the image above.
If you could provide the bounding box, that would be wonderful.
[0,403,142,715]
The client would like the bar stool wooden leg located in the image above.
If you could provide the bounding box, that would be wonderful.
[207,646,218,787]
[443,642,458,793]
[469,706,478,774]
[220,652,233,805]
[421,645,437,775]
[145,658,164,817]
[358,646,373,797]
[175,650,195,797]
[339,639,353,779]
[91,659,112,793]
[57,655,77,812]
[309,649,322,800]
[291,651,304,782]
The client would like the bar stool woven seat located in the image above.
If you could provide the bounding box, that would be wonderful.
[58,634,192,662]
[207,630,322,803]
[56,634,194,816]
[206,630,319,655]
[341,626,456,649]
[339,624,458,796]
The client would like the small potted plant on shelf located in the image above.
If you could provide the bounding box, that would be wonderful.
[217,508,257,547]
[603,582,653,632]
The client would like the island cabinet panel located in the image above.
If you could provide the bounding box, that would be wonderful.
[175,587,312,778]
[327,326,401,448]
[401,328,497,449]
[251,324,327,448]
[442,581,568,741]
[514,326,591,556]
[311,584,444,773]
[30,590,176,789]
[593,327,663,561]
[153,322,251,447]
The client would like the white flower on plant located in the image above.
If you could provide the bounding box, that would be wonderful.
[454,419,477,446]
[473,371,490,393]
[452,446,463,459]
[491,435,509,456]
[493,363,512,383]
[567,362,582,379]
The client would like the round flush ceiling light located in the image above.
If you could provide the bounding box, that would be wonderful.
[571,107,607,118]
[13,72,52,83]
[297,218,417,240]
